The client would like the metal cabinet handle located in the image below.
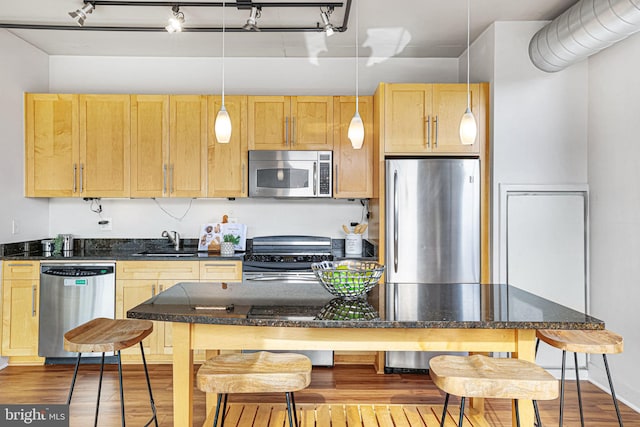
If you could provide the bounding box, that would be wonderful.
[393,170,399,274]
[334,165,338,195]
[73,164,77,193]
[32,285,37,317]
[159,284,164,292]
[292,117,296,146]
[7,263,33,267]
[313,161,317,196]
[79,163,84,193]
[163,164,167,195]
[152,284,156,297]
[204,263,237,267]
[425,116,431,148]
[434,115,439,148]
[285,116,289,147]
[170,164,175,194]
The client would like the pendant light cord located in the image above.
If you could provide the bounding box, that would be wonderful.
[221,0,225,106]
[466,0,470,109]
[355,0,359,112]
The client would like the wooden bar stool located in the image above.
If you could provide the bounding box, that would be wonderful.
[197,351,312,427]
[429,354,558,427]
[536,329,624,427]
[64,317,158,427]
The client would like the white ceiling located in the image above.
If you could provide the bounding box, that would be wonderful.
[1,0,577,58]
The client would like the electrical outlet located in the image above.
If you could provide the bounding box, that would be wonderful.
[11,220,18,234]
[99,218,112,231]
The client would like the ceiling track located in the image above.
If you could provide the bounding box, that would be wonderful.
[0,0,351,33]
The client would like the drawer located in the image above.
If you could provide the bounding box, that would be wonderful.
[2,261,40,280]
[199,261,243,282]
[117,261,200,280]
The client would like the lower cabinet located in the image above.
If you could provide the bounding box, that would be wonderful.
[1,261,41,360]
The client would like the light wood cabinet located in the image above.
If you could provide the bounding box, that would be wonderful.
[383,83,481,155]
[333,96,374,199]
[1,261,40,357]
[208,96,248,198]
[116,261,200,360]
[79,94,131,197]
[248,96,333,150]
[200,260,243,282]
[25,94,79,197]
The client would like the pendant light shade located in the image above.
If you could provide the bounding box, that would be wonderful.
[215,0,232,144]
[215,105,232,143]
[459,107,477,145]
[459,0,477,146]
[348,112,365,149]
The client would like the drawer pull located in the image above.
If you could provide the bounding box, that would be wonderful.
[7,263,34,267]
[32,285,37,317]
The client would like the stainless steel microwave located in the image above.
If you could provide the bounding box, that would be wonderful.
[248,150,332,198]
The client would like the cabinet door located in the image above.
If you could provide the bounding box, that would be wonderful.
[200,261,243,282]
[384,84,432,154]
[431,84,480,154]
[115,280,157,355]
[79,94,131,197]
[2,280,39,356]
[169,95,207,197]
[157,280,180,355]
[248,96,290,150]
[130,95,170,197]
[208,96,248,198]
[333,96,373,198]
[291,96,334,150]
[25,94,79,197]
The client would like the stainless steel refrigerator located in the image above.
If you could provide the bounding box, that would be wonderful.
[385,158,480,371]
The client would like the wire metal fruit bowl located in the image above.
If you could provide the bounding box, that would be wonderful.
[315,298,380,321]
[311,260,384,298]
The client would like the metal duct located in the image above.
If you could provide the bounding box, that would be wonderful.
[529,0,640,72]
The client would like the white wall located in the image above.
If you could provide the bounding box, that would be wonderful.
[0,30,49,243]
[47,55,459,239]
[588,31,640,409]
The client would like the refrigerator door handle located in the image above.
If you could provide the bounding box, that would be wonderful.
[394,170,399,273]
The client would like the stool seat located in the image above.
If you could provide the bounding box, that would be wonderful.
[536,329,623,354]
[64,317,153,353]
[430,354,558,401]
[197,351,311,394]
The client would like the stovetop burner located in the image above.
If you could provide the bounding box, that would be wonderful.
[243,235,334,272]
[244,254,332,263]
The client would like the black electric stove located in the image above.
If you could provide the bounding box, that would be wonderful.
[243,235,333,272]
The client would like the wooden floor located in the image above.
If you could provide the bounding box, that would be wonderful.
[0,363,637,426]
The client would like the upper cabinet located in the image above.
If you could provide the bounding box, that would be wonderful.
[333,96,374,199]
[382,83,482,155]
[79,94,131,197]
[25,94,79,197]
[248,96,333,150]
[208,96,248,198]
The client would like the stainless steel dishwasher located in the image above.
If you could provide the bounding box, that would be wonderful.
[39,263,116,359]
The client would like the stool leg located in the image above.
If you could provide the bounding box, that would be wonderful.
[67,352,82,405]
[559,350,567,427]
[212,393,223,427]
[117,350,126,427]
[603,354,624,427]
[285,392,295,427]
[220,394,229,427]
[139,342,158,427]
[440,393,450,427]
[94,352,106,427]
[458,397,466,427]
[535,338,540,356]
[514,400,521,427]
[574,352,584,427]
[533,400,542,427]
[291,392,299,427]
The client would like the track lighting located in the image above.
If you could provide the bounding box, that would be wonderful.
[165,6,184,33]
[320,8,335,36]
[242,7,261,32]
[68,2,94,27]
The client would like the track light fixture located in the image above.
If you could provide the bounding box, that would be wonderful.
[320,8,335,36]
[68,2,94,27]
[165,6,184,33]
[242,6,261,32]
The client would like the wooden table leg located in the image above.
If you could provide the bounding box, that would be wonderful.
[173,322,194,427]
[468,352,489,418]
[512,329,537,427]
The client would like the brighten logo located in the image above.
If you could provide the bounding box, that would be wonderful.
[0,405,68,426]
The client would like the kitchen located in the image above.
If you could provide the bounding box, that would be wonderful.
[1,0,640,425]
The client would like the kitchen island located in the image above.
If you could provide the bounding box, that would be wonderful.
[127,281,603,427]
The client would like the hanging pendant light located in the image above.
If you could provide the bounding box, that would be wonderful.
[348,0,364,149]
[459,0,477,146]
[215,0,232,143]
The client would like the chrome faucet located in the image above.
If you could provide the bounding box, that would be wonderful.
[162,230,180,250]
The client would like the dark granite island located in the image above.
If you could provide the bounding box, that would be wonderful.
[127,282,603,427]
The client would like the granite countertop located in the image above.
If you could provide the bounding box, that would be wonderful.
[127,281,604,330]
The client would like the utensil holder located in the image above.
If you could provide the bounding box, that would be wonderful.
[345,234,362,257]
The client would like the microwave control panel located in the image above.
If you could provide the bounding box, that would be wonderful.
[319,162,331,196]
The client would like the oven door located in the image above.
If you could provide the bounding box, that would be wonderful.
[243,271,318,285]
[249,159,316,198]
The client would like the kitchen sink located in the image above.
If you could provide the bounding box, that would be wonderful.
[133,250,198,257]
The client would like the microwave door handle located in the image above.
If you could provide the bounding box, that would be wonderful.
[394,169,399,273]
[313,161,317,196]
